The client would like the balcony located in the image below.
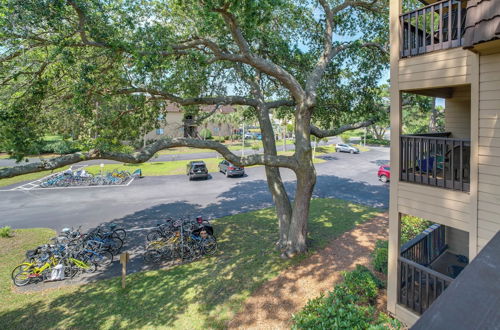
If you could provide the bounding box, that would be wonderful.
[398,224,469,315]
[400,132,470,192]
[400,0,467,58]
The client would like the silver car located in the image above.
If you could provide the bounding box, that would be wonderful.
[335,143,359,154]
[218,160,245,177]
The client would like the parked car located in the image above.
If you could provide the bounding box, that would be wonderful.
[218,160,245,177]
[335,143,359,154]
[186,161,209,180]
[244,133,254,140]
[378,165,390,183]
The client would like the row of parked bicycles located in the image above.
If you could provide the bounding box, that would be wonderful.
[144,216,217,263]
[11,224,126,286]
[40,168,142,188]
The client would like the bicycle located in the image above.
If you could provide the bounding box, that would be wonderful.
[12,254,61,287]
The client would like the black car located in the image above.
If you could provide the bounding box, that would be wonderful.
[218,160,245,177]
[186,161,209,180]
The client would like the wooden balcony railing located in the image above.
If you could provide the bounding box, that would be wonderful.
[398,256,454,315]
[400,0,467,58]
[401,224,447,267]
[400,133,470,192]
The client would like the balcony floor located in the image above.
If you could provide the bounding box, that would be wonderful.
[430,251,468,278]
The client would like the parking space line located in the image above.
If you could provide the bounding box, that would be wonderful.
[2,166,136,192]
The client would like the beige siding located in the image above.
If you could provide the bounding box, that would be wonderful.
[444,87,471,138]
[397,182,471,232]
[145,112,185,140]
[446,227,469,257]
[477,52,500,252]
[399,48,473,90]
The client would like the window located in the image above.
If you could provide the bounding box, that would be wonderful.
[156,128,164,135]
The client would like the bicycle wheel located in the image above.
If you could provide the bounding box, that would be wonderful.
[83,262,98,273]
[113,229,127,241]
[90,250,113,267]
[64,262,79,279]
[144,249,162,263]
[11,264,32,280]
[147,231,162,241]
[180,245,195,261]
[202,236,218,256]
[107,236,123,254]
[13,271,31,286]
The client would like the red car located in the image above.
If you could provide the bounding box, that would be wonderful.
[378,165,390,183]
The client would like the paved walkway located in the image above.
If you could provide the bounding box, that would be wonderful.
[228,214,388,330]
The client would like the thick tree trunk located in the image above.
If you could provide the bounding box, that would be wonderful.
[265,166,292,247]
[286,169,316,255]
[257,106,292,248]
[284,103,317,256]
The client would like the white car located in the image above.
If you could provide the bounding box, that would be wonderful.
[335,143,360,154]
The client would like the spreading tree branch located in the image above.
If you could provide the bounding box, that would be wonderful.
[310,119,377,138]
[0,138,298,179]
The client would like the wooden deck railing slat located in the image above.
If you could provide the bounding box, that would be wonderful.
[400,0,466,58]
[400,134,470,192]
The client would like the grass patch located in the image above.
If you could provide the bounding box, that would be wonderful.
[0,226,12,238]
[0,166,71,188]
[0,199,379,329]
[155,140,295,156]
[315,144,369,154]
[85,155,325,177]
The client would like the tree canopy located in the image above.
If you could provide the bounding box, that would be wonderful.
[1,0,390,255]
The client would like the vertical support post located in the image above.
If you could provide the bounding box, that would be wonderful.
[469,51,480,258]
[388,0,402,315]
[431,5,435,49]
[447,0,452,46]
[120,252,129,289]
[457,0,462,43]
[439,2,444,47]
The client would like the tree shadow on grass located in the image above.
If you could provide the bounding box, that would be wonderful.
[0,175,387,328]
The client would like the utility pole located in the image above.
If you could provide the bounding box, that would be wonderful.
[283,123,286,152]
[242,123,245,158]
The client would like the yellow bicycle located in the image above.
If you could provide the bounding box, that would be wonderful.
[63,256,97,278]
[11,255,60,287]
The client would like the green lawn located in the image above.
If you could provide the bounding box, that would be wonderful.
[0,166,71,188]
[315,144,370,154]
[85,155,325,177]
[0,199,380,329]
[0,151,326,187]
[155,139,295,156]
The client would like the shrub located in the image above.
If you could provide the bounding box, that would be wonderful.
[339,133,350,143]
[251,143,260,151]
[292,266,397,330]
[342,265,383,302]
[365,138,390,146]
[372,240,389,275]
[0,226,12,238]
[200,128,212,139]
[401,215,432,244]
[292,286,378,329]
[41,140,80,154]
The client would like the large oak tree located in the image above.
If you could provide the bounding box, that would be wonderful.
[0,0,388,256]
